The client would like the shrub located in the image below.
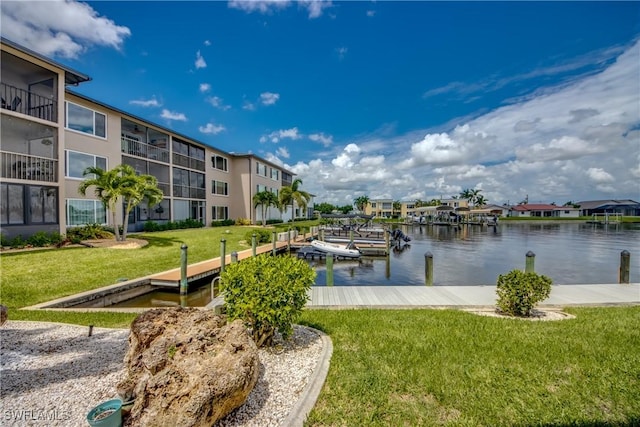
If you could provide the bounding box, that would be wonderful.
[265,219,284,225]
[143,221,161,232]
[235,218,252,226]
[496,269,552,317]
[211,219,235,227]
[244,228,271,244]
[220,255,315,347]
[27,231,63,247]
[66,224,114,241]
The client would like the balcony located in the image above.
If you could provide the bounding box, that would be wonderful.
[173,185,206,199]
[1,82,57,122]
[121,136,170,163]
[1,151,57,182]
[172,152,205,171]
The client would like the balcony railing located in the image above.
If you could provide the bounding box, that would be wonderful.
[121,136,170,163]
[1,83,57,122]
[1,151,57,182]
[172,153,206,171]
[173,185,206,199]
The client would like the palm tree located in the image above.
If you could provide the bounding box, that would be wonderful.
[353,195,370,213]
[392,200,402,217]
[279,178,311,223]
[79,165,163,241]
[78,166,125,241]
[253,191,280,226]
[119,165,163,240]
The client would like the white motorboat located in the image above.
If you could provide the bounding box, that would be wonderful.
[310,240,362,258]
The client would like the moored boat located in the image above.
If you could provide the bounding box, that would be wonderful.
[310,240,362,258]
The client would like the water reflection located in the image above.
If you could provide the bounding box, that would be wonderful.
[311,222,639,286]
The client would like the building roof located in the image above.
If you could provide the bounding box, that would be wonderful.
[576,199,640,210]
[1,37,91,86]
[511,204,559,211]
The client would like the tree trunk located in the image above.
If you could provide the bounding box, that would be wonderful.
[122,201,132,241]
[110,203,120,241]
[262,205,266,226]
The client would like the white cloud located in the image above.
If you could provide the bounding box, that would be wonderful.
[587,168,615,183]
[262,127,302,143]
[206,96,231,110]
[199,83,211,93]
[336,46,348,60]
[129,97,161,107]
[276,147,290,158]
[199,123,225,135]
[260,92,280,106]
[366,10,376,17]
[243,101,256,111]
[308,133,333,147]
[160,109,187,121]
[195,50,207,69]
[228,0,331,18]
[0,0,131,58]
[204,40,211,46]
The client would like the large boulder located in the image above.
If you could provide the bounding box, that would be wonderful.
[0,304,7,326]
[117,308,259,427]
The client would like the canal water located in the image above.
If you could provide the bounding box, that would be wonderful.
[309,222,640,286]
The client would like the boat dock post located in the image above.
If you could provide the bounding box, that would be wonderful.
[619,250,630,284]
[220,239,226,273]
[326,254,334,286]
[425,252,433,286]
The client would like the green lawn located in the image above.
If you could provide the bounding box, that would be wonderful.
[1,227,639,425]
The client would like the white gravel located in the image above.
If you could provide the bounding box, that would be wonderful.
[0,321,323,427]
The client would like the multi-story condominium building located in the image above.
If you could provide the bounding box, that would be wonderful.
[0,38,300,240]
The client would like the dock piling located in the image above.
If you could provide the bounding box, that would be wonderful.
[272,231,277,256]
[252,233,257,257]
[525,251,536,273]
[619,250,630,284]
[220,239,226,274]
[180,244,188,296]
[425,252,433,286]
[231,251,238,263]
[326,254,334,286]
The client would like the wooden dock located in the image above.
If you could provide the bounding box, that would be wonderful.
[148,241,290,287]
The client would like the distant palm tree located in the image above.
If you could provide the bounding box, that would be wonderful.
[354,195,370,213]
[279,179,311,223]
[253,191,280,226]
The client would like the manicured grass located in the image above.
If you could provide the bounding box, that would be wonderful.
[0,226,261,309]
[300,307,640,426]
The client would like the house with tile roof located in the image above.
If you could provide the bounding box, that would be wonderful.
[508,204,580,218]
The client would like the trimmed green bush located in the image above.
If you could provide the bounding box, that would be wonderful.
[244,228,271,244]
[235,218,252,225]
[66,224,114,241]
[211,219,235,227]
[220,255,316,347]
[496,269,552,316]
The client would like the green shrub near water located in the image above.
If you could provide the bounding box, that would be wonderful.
[244,228,271,244]
[496,269,552,316]
[220,254,315,347]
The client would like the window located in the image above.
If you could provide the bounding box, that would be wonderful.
[1,184,58,225]
[212,180,228,196]
[256,162,267,177]
[66,102,106,138]
[212,206,228,220]
[270,168,279,180]
[66,199,106,226]
[66,151,107,179]
[212,155,228,171]
[371,203,377,208]
[256,184,267,193]
[271,187,278,197]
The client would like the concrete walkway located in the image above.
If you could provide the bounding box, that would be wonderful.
[307,283,640,308]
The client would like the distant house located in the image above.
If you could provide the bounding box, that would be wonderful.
[509,204,580,218]
[576,199,640,217]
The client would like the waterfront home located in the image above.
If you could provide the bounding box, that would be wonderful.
[508,204,580,218]
[577,199,640,217]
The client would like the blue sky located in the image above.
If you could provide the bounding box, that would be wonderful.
[2,1,639,206]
